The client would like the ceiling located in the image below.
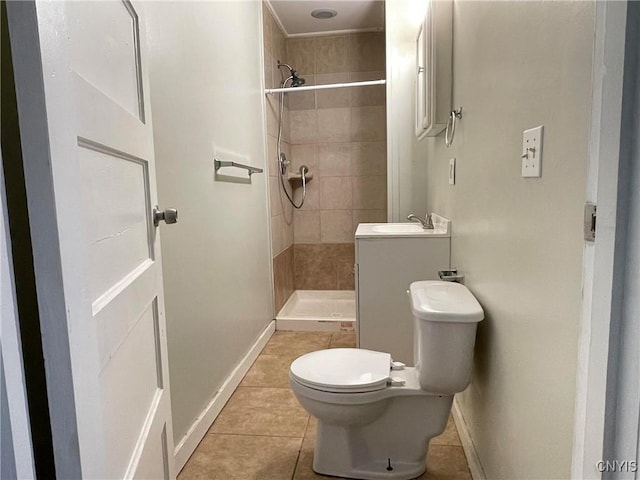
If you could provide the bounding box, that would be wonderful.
[267,0,385,36]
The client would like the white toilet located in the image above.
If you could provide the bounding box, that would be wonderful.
[289,280,484,480]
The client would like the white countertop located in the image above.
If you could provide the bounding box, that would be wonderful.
[355,214,451,238]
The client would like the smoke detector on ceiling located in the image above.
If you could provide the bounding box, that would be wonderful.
[311,9,338,19]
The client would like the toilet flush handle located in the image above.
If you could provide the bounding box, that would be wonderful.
[391,361,406,371]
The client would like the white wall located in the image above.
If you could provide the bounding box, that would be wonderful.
[385,0,429,222]
[145,1,273,447]
[419,2,595,478]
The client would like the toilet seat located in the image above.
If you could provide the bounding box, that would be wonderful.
[290,348,391,393]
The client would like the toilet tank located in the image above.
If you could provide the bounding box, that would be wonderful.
[409,281,484,394]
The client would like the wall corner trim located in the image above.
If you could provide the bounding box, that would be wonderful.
[452,398,487,480]
[173,320,276,472]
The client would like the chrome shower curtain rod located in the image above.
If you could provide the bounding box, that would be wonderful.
[265,79,386,94]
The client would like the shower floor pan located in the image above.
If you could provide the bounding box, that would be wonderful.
[276,290,356,332]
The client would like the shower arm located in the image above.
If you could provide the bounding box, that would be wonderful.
[277,61,305,88]
[277,62,294,72]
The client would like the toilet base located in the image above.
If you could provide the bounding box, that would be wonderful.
[311,394,453,480]
[313,457,426,480]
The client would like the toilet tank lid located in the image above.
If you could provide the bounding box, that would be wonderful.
[409,281,484,323]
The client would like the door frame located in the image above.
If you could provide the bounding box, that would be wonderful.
[599,0,640,474]
[1,147,36,479]
[572,1,638,478]
[5,1,85,476]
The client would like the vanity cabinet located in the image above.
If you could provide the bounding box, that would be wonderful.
[415,0,453,139]
[355,222,451,365]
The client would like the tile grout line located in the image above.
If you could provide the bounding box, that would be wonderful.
[291,451,302,480]
[209,432,306,440]
[302,414,312,439]
[290,415,311,480]
[236,385,292,389]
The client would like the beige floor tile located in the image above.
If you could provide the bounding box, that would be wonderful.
[240,354,298,388]
[418,445,471,480]
[178,434,302,480]
[210,387,309,437]
[262,331,332,357]
[431,416,462,447]
[329,332,357,349]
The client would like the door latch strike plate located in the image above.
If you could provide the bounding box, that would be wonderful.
[584,203,596,242]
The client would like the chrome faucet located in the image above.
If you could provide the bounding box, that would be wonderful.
[407,212,435,229]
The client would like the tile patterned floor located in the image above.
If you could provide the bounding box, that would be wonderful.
[178,332,472,480]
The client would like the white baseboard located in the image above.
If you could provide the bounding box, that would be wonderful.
[173,320,276,472]
[452,397,486,480]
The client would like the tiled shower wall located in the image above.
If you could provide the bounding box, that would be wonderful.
[264,5,295,312]
[286,32,387,291]
[264,4,387,312]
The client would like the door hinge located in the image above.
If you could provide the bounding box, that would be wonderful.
[584,203,596,242]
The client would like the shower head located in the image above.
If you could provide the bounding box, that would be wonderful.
[290,73,306,87]
[277,61,306,87]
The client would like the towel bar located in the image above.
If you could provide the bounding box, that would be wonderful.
[214,159,264,178]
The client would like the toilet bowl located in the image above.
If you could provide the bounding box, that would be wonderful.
[289,281,484,480]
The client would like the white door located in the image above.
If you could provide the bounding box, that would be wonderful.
[572,2,640,478]
[603,3,640,475]
[7,1,175,478]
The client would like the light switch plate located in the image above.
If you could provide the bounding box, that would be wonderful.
[449,158,456,185]
[522,125,543,178]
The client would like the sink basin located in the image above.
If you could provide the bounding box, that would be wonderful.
[371,224,426,234]
[355,216,451,239]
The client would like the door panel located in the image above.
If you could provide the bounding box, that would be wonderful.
[95,261,156,367]
[78,144,152,302]
[7,1,175,477]
[101,301,163,478]
[134,422,170,480]
[67,0,145,120]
